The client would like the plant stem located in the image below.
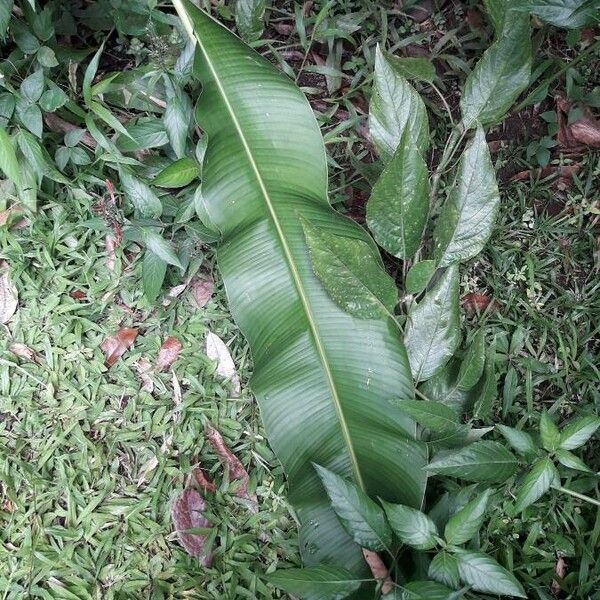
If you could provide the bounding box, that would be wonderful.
[557,486,600,507]
[428,126,463,209]
[172,0,196,42]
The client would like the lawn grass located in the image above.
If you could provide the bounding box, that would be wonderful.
[1,1,599,598]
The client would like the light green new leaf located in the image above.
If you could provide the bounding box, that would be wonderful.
[496,424,537,457]
[83,43,104,105]
[434,128,500,267]
[0,129,20,186]
[514,457,559,513]
[456,330,485,391]
[516,0,599,28]
[142,250,168,302]
[153,157,200,188]
[369,46,429,162]
[266,565,362,600]
[428,552,461,589]
[559,414,600,450]
[405,260,436,295]
[314,465,392,551]
[366,129,428,259]
[555,449,592,473]
[460,14,531,129]
[427,441,518,483]
[456,551,526,597]
[381,501,439,550]
[540,411,561,451]
[404,265,461,382]
[444,489,491,546]
[303,219,398,320]
[120,171,163,218]
[235,0,265,42]
[173,0,426,577]
[89,101,135,140]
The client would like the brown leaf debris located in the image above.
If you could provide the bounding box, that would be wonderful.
[101,327,138,366]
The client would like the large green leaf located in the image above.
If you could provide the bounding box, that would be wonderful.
[516,0,599,28]
[434,128,500,267]
[456,551,526,597]
[513,457,558,513]
[381,502,439,550]
[444,489,491,546]
[559,414,600,450]
[173,0,426,578]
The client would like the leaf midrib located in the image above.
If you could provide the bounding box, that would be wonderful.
[188,15,365,490]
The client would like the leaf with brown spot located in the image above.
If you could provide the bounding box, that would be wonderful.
[362,549,393,594]
[205,423,258,512]
[156,336,182,371]
[9,343,39,363]
[190,276,214,308]
[171,487,213,565]
[101,327,138,366]
[0,270,18,324]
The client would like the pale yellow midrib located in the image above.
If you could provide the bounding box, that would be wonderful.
[183,17,365,491]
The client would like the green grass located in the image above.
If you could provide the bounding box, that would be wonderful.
[1,0,599,598]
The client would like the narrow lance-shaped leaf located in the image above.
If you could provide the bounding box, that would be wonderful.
[381,501,439,550]
[0,128,20,186]
[456,329,486,390]
[366,128,429,260]
[434,128,500,267]
[369,46,429,162]
[555,449,591,473]
[472,340,497,419]
[266,566,363,600]
[496,424,538,458]
[456,551,526,597]
[404,265,461,382]
[173,0,426,577]
[559,414,600,450]
[514,457,559,513]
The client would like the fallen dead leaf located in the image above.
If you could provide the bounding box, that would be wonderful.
[105,235,116,271]
[461,292,494,315]
[70,289,88,301]
[1,498,14,513]
[156,336,182,371]
[569,116,600,148]
[205,423,258,512]
[192,466,217,493]
[171,487,213,566]
[190,276,214,308]
[511,164,581,191]
[134,357,154,392]
[551,555,567,596]
[0,270,18,324]
[101,327,138,367]
[362,549,394,594]
[557,95,600,150]
[8,343,39,363]
[0,207,22,227]
[205,332,241,396]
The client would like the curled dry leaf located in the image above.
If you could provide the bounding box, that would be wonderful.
[462,292,493,315]
[171,487,213,566]
[192,466,217,493]
[190,276,214,308]
[557,96,600,150]
[205,423,258,512]
[0,271,18,324]
[134,357,154,392]
[362,549,394,595]
[156,336,183,371]
[551,555,567,596]
[205,332,241,396]
[101,327,138,367]
[8,343,39,363]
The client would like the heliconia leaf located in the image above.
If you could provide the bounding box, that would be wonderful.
[456,551,526,597]
[515,0,598,28]
[235,0,266,42]
[555,448,592,472]
[427,441,518,483]
[314,465,393,551]
[428,552,461,589]
[456,330,485,391]
[444,489,491,545]
[496,424,538,457]
[405,260,436,295]
[153,157,200,188]
[303,219,398,320]
[171,487,213,565]
[471,341,497,419]
[559,414,600,450]
[120,170,163,218]
[173,0,426,576]
[514,457,559,513]
[404,265,461,382]
[266,565,363,600]
[381,501,439,550]
[100,327,138,367]
[366,129,429,260]
[460,12,531,129]
[0,129,20,186]
[434,128,500,268]
[369,46,429,162]
[540,411,561,451]
[205,332,241,397]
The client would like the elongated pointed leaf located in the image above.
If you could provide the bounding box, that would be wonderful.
[444,489,491,545]
[392,581,457,600]
[427,441,518,483]
[496,424,537,457]
[120,170,163,218]
[428,552,461,589]
[396,399,466,438]
[471,341,497,419]
[456,551,526,597]
[366,129,429,259]
[559,414,600,450]
[0,128,20,186]
[434,128,500,267]
[369,46,429,162]
[555,449,591,472]
[405,260,436,295]
[460,13,531,129]
[314,465,392,551]
[174,0,426,575]
[153,157,200,188]
[540,411,561,451]
[405,265,461,382]
[516,0,599,28]
[456,330,485,391]
[514,457,558,513]
[381,502,438,550]
[235,0,265,42]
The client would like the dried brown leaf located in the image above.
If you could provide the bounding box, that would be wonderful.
[8,343,39,363]
[134,357,154,392]
[362,549,394,594]
[156,336,182,371]
[171,487,213,565]
[101,327,138,367]
[105,235,116,271]
[0,271,18,324]
[570,116,600,148]
[205,332,241,396]
[461,292,497,316]
[192,467,216,493]
[190,276,214,308]
[551,556,567,596]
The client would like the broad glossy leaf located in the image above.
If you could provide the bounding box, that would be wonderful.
[20,70,45,103]
[266,565,362,600]
[482,0,509,33]
[444,489,491,546]
[540,411,560,451]
[420,360,472,415]
[154,157,200,188]
[381,502,438,550]
[120,170,163,218]
[405,260,436,295]
[369,46,429,162]
[404,265,461,382]
[381,53,436,83]
[0,129,20,185]
[496,424,537,457]
[314,465,392,551]
[175,0,426,576]
[303,219,398,320]
[427,441,518,483]
[17,102,43,138]
[456,330,485,391]
[140,230,182,268]
[434,128,500,267]
[428,552,460,589]
[39,84,69,113]
[366,129,429,259]
[396,399,465,438]
[559,414,600,450]
[235,0,265,42]
[456,551,526,597]
[514,457,559,513]
[460,14,531,129]
[516,0,599,28]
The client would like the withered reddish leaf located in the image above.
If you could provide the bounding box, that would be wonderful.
[190,276,214,308]
[461,292,492,315]
[205,423,258,512]
[511,165,580,190]
[101,327,138,366]
[134,357,154,392]
[0,271,18,324]
[551,556,567,595]
[171,488,212,565]
[70,289,87,300]
[362,549,393,594]
[193,467,216,493]
[569,117,600,148]
[156,336,182,371]
[8,343,39,363]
